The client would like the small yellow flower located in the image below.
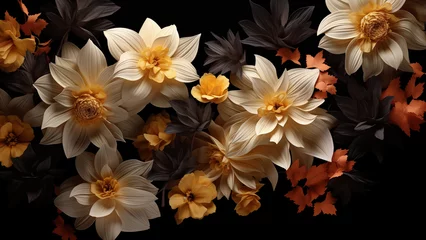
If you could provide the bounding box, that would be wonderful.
[133,112,175,161]
[0,115,34,167]
[168,171,217,224]
[191,73,229,104]
[232,183,263,216]
[0,12,36,72]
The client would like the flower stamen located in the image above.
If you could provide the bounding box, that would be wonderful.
[91,177,119,199]
[138,46,176,83]
[4,133,18,146]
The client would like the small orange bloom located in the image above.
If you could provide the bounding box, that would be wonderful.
[168,171,217,224]
[0,115,34,167]
[133,112,175,161]
[232,183,263,216]
[191,73,229,104]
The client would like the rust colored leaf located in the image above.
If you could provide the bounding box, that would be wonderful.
[285,186,310,213]
[314,72,338,99]
[306,51,330,71]
[285,159,307,187]
[53,216,77,240]
[327,149,355,179]
[405,75,424,100]
[381,78,405,103]
[19,0,48,36]
[411,62,425,79]
[305,164,328,202]
[313,192,337,216]
[277,48,301,65]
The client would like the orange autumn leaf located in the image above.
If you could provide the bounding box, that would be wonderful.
[411,63,425,79]
[53,216,77,240]
[305,164,329,202]
[405,75,424,99]
[306,51,330,71]
[285,159,307,187]
[276,48,301,65]
[327,149,355,179]
[381,78,405,103]
[285,186,311,213]
[313,192,337,216]
[35,39,52,55]
[314,72,337,99]
[389,102,425,136]
[19,0,48,36]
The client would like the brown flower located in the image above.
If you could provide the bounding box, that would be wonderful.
[232,183,263,216]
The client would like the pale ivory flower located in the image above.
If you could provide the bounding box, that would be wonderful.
[32,40,128,158]
[54,146,160,240]
[193,120,280,199]
[104,18,201,112]
[318,0,426,80]
[218,55,336,168]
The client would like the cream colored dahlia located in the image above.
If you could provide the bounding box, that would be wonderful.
[218,55,336,167]
[54,146,160,240]
[33,40,128,158]
[104,18,201,112]
[318,0,426,80]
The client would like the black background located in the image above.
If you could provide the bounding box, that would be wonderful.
[0,0,424,238]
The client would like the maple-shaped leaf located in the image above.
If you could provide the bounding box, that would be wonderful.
[285,159,307,187]
[327,149,355,179]
[306,51,330,71]
[35,39,52,56]
[411,62,425,79]
[305,164,328,202]
[285,186,311,213]
[405,75,424,100]
[381,78,405,103]
[390,102,425,136]
[19,0,48,36]
[276,48,301,65]
[313,192,337,216]
[314,72,337,99]
[52,216,77,240]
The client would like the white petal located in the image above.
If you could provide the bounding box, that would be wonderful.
[104,78,124,106]
[377,36,403,70]
[286,68,319,106]
[95,211,122,240]
[78,39,107,84]
[231,115,259,142]
[325,0,350,12]
[53,88,76,107]
[104,105,129,123]
[172,58,199,83]
[95,145,121,175]
[227,90,258,105]
[348,0,370,11]
[219,175,231,199]
[217,99,246,122]
[34,74,63,104]
[262,158,279,189]
[115,187,157,206]
[255,114,277,135]
[319,35,352,54]
[284,123,304,148]
[115,204,150,232]
[393,10,424,29]
[61,42,80,60]
[386,0,405,12]
[388,32,412,72]
[75,215,95,230]
[252,77,274,98]
[88,122,117,149]
[152,25,179,56]
[104,121,125,143]
[173,34,201,62]
[7,94,34,119]
[270,127,284,144]
[276,69,289,92]
[345,38,363,75]
[104,27,145,60]
[54,190,90,218]
[49,62,85,88]
[70,183,97,205]
[362,48,384,80]
[297,119,334,162]
[318,10,358,39]
[0,88,10,114]
[24,102,48,127]
[63,119,90,158]
[40,126,64,145]
[207,120,227,146]
[114,160,153,180]
[142,202,161,219]
[234,169,256,189]
[115,114,144,141]
[113,51,144,81]
[254,55,278,90]
[55,56,77,70]
[149,93,171,108]
[90,199,116,218]
[298,99,325,112]
[139,18,162,46]
[59,176,84,193]
[290,145,315,168]
[41,103,72,129]
[159,80,189,102]
[236,65,259,90]
[97,64,116,86]
[267,140,291,169]
[392,18,426,50]
[118,175,158,195]
[238,99,263,114]
[288,107,317,125]
[76,151,98,182]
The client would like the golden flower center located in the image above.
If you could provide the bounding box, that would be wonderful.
[73,94,103,122]
[258,92,292,117]
[4,132,18,146]
[208,150,231,174]
[360,11,390,42]
[185,191,195,202]
[138,46,176,83]
[91,177,119,199]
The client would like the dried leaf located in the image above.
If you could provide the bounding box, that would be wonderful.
[327,149,355,179]
[19,1,48,36]
[284,186,310,213]
[276,48,301,65]
[389,102,425,136]
[285,159,307,187]
[405,75,424,99]
[411,62,425,79]
[305,164,328,202]
[314,72,337,99]
[381,78,405,103]
[313,192,337,216]
[306,51,330,71]
[53,216,77,240]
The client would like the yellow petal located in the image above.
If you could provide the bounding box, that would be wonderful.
[212,91,228,104]
[175,204,190,225]
[0,145,12,167]
[143,134,161,148]
[0,122,12,138]
[17,124,34,142]
[193,183,217,203]
[191,86,207,103]
[178,172,195,193]
[188,201,207,219]
[216,75,230,90]
[10,142,29,158]
[163,68,176,79]
[203,202,216,216]
[169,194,187,209]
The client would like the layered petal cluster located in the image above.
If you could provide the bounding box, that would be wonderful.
[219,55,336,167]
[168,171,217,224]
[105,18,201,112]
[191,73,230,104]
[319,0,426,80]
[231,183,263,216]
[193,120,280,199]
[33,40,128,158]
[54,146,160,240]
